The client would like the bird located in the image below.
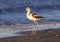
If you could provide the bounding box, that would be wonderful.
[26,7,44,35]
[26,7,44,25]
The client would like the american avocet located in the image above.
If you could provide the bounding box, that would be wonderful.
[26,7,44,35]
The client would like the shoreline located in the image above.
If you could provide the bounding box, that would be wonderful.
[0,22,60,25]
[0,29,60,42]
[0,22,60,42]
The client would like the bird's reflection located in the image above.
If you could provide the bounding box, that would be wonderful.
[31,22,38,35]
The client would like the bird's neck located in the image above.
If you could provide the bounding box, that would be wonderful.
[27,10,30,15]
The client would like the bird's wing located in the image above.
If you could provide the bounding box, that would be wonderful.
[32,14,44,18]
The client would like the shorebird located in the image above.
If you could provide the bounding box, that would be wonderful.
[26,7,44,24]
[26,7,44,35]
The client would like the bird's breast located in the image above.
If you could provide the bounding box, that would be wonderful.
[26,14,41,21]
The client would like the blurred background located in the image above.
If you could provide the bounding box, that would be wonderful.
[0,0,60,24]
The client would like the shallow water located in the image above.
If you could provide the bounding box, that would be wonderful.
[0,0,60,24]
[0,23,60,38]
[0,7,60,24]
[0,33,21,38]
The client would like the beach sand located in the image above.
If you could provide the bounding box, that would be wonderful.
[0,29,60,42]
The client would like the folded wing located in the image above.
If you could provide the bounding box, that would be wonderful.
[32,14,44,18]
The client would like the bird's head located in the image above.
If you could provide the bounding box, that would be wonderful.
[26,7,31,12]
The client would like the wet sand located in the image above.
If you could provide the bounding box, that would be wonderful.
[0,29,60,42]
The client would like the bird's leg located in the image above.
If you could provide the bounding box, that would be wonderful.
[33,21,37,25]
[35,21,38,25]
[32,21,38,35]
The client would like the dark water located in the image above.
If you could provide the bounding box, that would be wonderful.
[0,0,60,24]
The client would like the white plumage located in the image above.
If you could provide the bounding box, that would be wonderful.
[26,7,44,23]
